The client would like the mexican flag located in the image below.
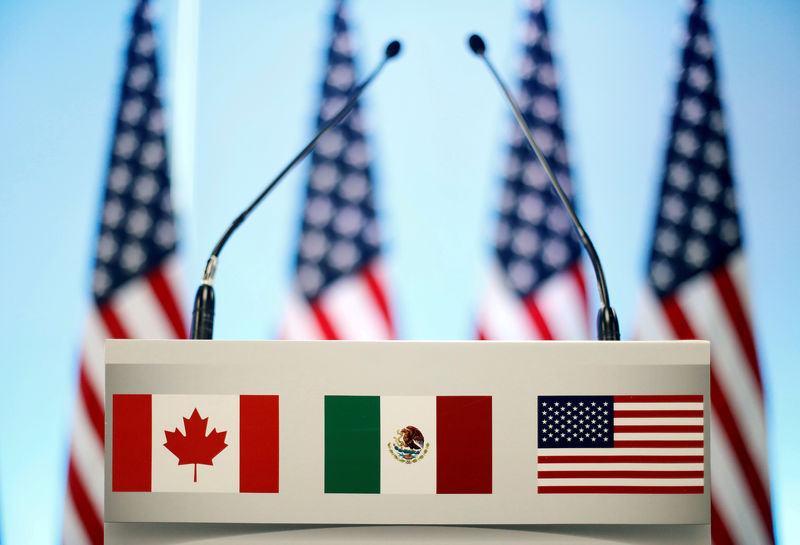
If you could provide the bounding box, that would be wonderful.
[324,395,492,494]
[112,394,279,493]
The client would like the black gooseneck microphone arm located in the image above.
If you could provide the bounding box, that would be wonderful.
[190,40,403,339]
[467,34,620,341]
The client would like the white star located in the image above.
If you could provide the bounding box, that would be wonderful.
[522,162,547,190]
[532,128,555,155]
[298,264,323,294]
[532,96,559,123]
[133,174,159,203]
[114,132,139,159]
[126,207,152,237]
[327,64,355,91]
[310,162,340,192]
[542,239,569,268]
[306,196,334,227]
[675,130,700,157]
[316,129,346,159]
[339,172,369,202]
[698,173,721,200]
[299,230,329,262]
[362,219,381,247]
[536,65,557,89]
[719,218,739,245]
[120,242,146,272]
[344,141,370,169]
[681,97,705,125]
[509,259,536,293]
[517,193,546,223]
[127,64,152,91]
[332,34,352,56]
[668,162,692,190]
[93,267,111,296]
[662,194,687,223]
[328,240,360,271]
[687,65,711,92]
[651,260,675,290]
[691,205,716,234]
[505,155,522,180]
[134,32,155,55]
[97,233,118,262]
[147,109,164,135]
[121,98,146,125]
[685,238,710,268]
[332,206,364,237]
[522,21,542,46]
[546,207,571,235]
[693,34,713,58]
[704,141,726,168]
[108,165,131,193]
[320,96,346,122]
[140,141,165,169]
[495,219,512,249]
[154,220,175,248]
[103,199,125,228]
[709,110,725,134]
[511,227,540,258]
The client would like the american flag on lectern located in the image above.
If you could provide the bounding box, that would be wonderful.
[63,2,187,543]
[476,0,588,340]
[636,1,774,543]
[282,0,394,340]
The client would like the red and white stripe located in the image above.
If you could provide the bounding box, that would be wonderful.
[537,395,705,494]
[477,261,589,340]
[636,252,774,544]
[63,258,186,545]
[283,259,394,340]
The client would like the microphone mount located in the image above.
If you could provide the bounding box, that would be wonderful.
[467,34,620,341]
[190,40,402,339]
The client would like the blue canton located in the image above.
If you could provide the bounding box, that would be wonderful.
[647,0,741,297]
[494,0,582,298]
[93,0,176,304]
[537,396,614,449]
[294,0,381,302]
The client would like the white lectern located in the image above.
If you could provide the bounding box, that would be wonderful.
[104,340,710,543]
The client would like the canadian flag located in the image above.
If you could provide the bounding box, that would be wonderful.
[112,394,279,493]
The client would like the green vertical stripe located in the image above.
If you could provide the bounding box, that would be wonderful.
[325,395,380,493]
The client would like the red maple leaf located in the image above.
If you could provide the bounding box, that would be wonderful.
[163,408,228,483]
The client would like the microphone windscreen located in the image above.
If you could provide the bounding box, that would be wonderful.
[385,40,402,59]
[468,34,486,55]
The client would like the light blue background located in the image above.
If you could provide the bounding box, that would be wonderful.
[0,1,797,543]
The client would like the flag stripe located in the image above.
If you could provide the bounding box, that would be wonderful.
[539,463,704,471]
[711,500,735,545]
[538,471,704,479]
[436,396,492,494]
[78,362,105,445]
[62,493,92,545]
[112,394,152,492]
[67,459,103,545]
[522,296,555,340]
[70,404,104,510]
[711,374,774,538]
[614,410,703,418]
[361,263,393,335]
[712,267,761,389]
[615,425,703,433]
[615,395,703,403]
[663,291,772,536]
[324,395,380,493]
[99,303,130,339]
[310,300,340,340]
[538,486,704,494]
[614,440,703,448]
[239,395,280,493]
[146,266,187,338]
[538,455,704,464]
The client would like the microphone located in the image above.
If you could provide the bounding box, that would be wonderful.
[190,40,403,339]
[467,34,620,341]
